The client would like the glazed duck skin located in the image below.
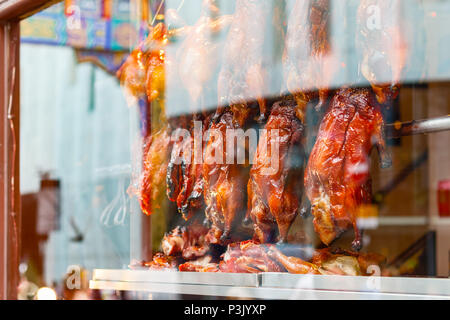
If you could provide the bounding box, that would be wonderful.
[268,246,386,276]
[203,111,246,244]
[179,255,220,272]
[219,240,283,273]
[144,252,183,270]
[267,246,320,274]
[305,88,391,250]
[166,116,210,220]
[118,23,172,215]
[138,126,172,216]
[247,102,305,243]
[311,248,386,275]
[161,223,210,260]
[143,23,168,104]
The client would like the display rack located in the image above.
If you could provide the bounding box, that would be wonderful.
[89,270,450,300]
[89,115,450,300]
[385,115,450,138]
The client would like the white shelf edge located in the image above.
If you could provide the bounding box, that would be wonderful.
[89,280,449,300]
[90,270,450,300]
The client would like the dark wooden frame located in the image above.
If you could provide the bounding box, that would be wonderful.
[0,0,60,300]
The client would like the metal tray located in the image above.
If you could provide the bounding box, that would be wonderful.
[260,272,450,297]
[90,269,450,299]
[92,269,260,288]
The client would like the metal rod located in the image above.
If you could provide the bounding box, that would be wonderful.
[385,115,450,138]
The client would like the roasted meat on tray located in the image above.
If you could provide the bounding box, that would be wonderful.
[215,0,270,124]
[356,0,407,104]
[267,246,320,274]
[305,88,391,251]
[311,248,386,275]
[144,252,183,271]
[246,102,305,243]
[203,110,247,244]
[161,223,210,261]
[268,246,386,275]
[179,255,220,272]
[219,240,282,273]
[283,0,336,121]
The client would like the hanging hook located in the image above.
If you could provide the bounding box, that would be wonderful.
[151,0,166,26]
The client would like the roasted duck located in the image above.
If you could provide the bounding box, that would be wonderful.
[165,2,233,218]
[116,36,148,137]
[137,127,172,216]
[267,246,320,274]
[219,240,282,273]
[116,40,147,103]
[283,0,336,121]
[247,102,305,243]
[356,0,407,104]
[143,23,168,107]
[268,246,386,275]
[203,111,247,244]
[117,22,169,135]
[311,248,386,275]
[166,116,209,220]
[215,0,270,124]
[118,23,172,216]
[305,88,391,251]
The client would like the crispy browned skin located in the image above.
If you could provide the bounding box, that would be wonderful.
[357,252,387,274]
[178,255,220,272]
[116,46,146,101]
[144,23,168,103]
[305,88,391,250]
[267,246,320,274]
[219,240,283,273]
[283,0,335,121]
[161,223,210,261]
[166,117,209,220]
[247,102,305,243]
[138,127,172,216]
[117,23,167,105]
[311,248,386,275]
[161,226,186,257]
[214,0,269,124]
[356,0,407,104]
[269,247,386,276]
[179,260,220,272]
[144,252,182,270]
[166,129,184,205]
[117,23,171,215]
[203,111,246,244]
